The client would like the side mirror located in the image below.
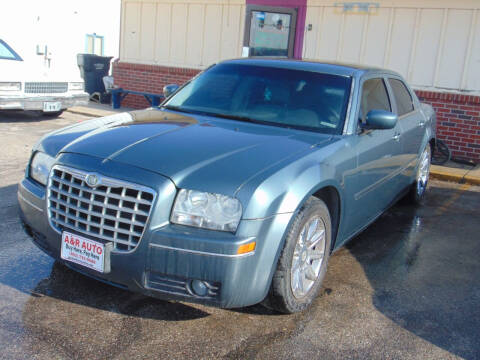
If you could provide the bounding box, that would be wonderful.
[163,84,179,99]
[364,110,398,130]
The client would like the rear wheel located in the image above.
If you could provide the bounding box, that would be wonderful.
[408,144,431,204]
[265,197,332,313]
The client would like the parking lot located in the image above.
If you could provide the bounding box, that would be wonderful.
[1,111,479,360]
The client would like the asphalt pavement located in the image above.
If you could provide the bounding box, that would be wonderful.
[1,110,479,360]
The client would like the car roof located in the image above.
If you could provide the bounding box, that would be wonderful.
[220,58,400,78]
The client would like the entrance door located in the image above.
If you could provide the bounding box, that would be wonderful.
[244,6,297,57]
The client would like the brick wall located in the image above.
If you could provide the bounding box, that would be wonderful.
[416,91,480,163]
[113,61,480,163]
[112,61,200,109]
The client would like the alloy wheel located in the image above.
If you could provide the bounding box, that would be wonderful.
[290,216,326,299]
[416,146,431,197]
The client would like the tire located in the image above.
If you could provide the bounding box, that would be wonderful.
[408,144,432,204]
[265,197,332,313]
[42,110,64,118]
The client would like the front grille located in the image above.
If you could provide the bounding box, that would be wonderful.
[25,82,68,94]
[47,165,156,252]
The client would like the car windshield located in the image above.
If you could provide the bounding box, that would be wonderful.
[0,40,22,61]
[164,63,352,134]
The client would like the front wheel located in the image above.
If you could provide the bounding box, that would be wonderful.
[408,144,431,204]
[265,197,332,313]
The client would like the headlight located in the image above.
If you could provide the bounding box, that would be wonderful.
[171,189,242,232]
[69,82,84,91]
[0,82,21,91]
[30,152,55,186]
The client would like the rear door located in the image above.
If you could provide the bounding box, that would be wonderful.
[387,77,424,186]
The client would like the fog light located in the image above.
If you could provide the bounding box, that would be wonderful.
[191,279,209,297]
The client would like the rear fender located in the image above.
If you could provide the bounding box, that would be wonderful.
[419,103,437,154]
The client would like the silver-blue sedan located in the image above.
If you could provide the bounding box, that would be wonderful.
[18,59,436,313]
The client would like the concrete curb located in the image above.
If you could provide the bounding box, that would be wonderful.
[431,165,480,185]
[66,106,117,118]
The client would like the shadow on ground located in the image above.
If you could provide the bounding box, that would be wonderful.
[347,184,480,359]
[0,110,61,123]
[27,261,210,321]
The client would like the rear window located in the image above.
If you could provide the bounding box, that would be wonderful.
[389,79,414,116]
[0,40,22,61]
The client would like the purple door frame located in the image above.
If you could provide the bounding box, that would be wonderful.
[245,0,307,59]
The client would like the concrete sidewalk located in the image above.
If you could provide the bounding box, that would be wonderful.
[66,102,132,118]
[66,104,480,186]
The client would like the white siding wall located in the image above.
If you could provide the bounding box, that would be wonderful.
[119,0,480,93]
[120,0,245,69]
[304,0,480,93]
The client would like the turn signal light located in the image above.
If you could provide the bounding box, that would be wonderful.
[237,241,256,254]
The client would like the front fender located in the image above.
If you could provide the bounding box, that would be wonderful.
[240,161,343,220]
[236,141,350,221]
[234,155,348,303]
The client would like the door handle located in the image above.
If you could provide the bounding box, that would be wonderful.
[419,121,426,128]
[392,133,401,141]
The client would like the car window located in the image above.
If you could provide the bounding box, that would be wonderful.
[389,78,414,116]
[165,63,352,135]
[361,78,392,122]
[0,40,21,60]
[360,78,391,123]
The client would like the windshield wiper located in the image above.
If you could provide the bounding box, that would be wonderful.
[207,112,260,124]
[162,106,262,125]
[161,105,197,114]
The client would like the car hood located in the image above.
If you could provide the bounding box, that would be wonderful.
[44,109,335,196]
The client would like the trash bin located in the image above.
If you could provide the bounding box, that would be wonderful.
[77,54,113,96]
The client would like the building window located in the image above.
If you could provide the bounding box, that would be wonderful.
[85,34,104,56]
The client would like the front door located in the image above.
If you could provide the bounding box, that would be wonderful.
[244,5,297,57]
[341,77,404,239]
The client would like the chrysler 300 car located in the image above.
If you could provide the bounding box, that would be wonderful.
[18,59,435,313]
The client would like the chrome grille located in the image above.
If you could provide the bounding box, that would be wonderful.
[25,82,68,94]
[47,165,156,252]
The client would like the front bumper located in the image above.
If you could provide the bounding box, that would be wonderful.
[18,154,293,308]
[0,92,89,111]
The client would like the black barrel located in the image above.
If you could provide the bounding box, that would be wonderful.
[77,54,113,95]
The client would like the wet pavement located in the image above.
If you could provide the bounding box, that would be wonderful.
[1,111,480,360]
